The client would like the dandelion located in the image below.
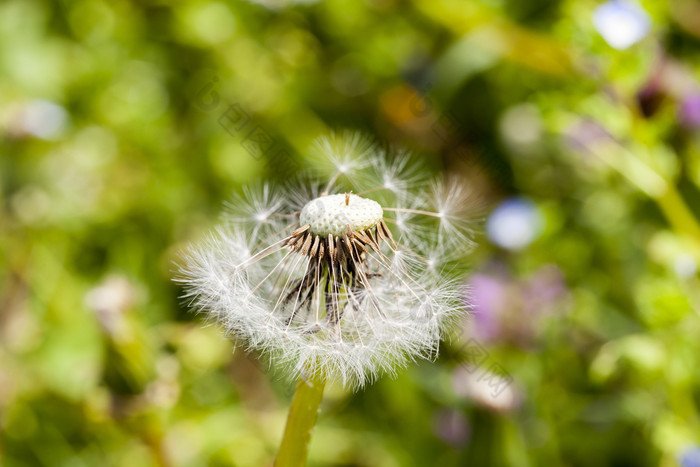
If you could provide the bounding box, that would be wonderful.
[177,132,475,465]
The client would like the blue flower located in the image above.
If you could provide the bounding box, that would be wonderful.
[593,1,651,50]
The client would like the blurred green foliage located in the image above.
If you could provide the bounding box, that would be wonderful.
[2,0,700,465]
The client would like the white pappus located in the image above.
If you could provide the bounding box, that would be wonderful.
[177,133,476,389]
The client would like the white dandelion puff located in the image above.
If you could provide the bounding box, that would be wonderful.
[223,183,287,238]
[177,135,475,389]
[359,148,429,204]
[311,131,375,189]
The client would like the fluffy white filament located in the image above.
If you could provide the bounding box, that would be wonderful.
[178,133,474,389]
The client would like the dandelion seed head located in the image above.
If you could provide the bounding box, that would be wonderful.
[177,134,475,389]
[300,194,383,237]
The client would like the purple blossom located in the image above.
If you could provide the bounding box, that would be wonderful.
[564,119,615,155]
[432,409,471,447]
[466,264,568,346]
[679,94,700,129]
[679,446,700,467]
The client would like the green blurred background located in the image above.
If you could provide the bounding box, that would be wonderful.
[2,0,700,465]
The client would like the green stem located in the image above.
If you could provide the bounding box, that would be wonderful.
[596,142,700,252]
[656,186,700,243]
[275,375,325,467]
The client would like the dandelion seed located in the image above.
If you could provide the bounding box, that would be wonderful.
[177,134,475,389]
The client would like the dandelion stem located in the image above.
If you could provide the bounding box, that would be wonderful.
[275,374,325,467]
